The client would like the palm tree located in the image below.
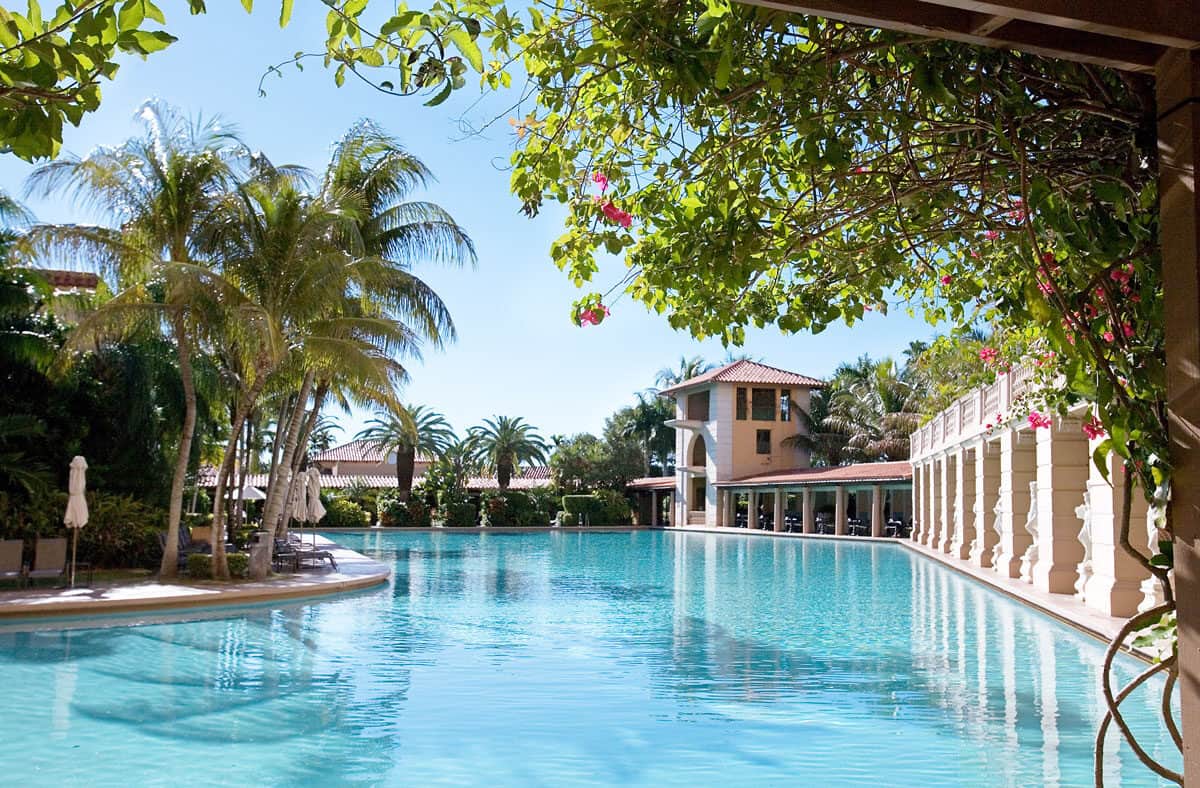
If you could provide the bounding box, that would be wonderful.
[25,101,242,577]
[620,393,675,476]
[654,355,713,389]
[822,356,924,461]
[307,415,342,457]
[469,416,550,490]
[356,404,455,499]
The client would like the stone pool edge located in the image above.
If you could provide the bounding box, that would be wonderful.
[0,538,390,622]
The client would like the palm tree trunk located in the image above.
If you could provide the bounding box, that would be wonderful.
[263,371,314,534]
[397,446,416,501]
[212,375,268,580]
[263,395,290,518]
[233,414,251,531]
[161,315,196,578]
[280,384,327,535]
[498,458,511,491]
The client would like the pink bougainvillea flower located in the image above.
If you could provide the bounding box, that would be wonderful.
[1122,322,1135,338]
[1008,210,1026,222]
[969,250,980,259]
[940,274,953,285]
[1102,330,1116,342]
[978,346,999,364]
[1041,251,1054,264]
[985,423,993,430]
[592,171,609,192]
[1110,268,1131,284]
[1066,332,1076,345]
[983,230,1000,240]
[1037,280,1054,295]
[1027,411,1052,430]
[853,166,868,174]
[1082,416,1107,441]
[599,201,633,229]
[1131,293,1142,303]
[1082,303,1099,319]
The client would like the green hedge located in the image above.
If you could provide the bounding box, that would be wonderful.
[0,490,166,569]
[378,493,432,527]
[439,500,477,528]
[187,553,211,579]
[557,511,578,527]
[320,497,370,528]
[561,492,632,526]
[226,553,249,578]
[481,491,546,527]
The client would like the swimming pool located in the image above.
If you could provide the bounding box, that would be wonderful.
[0,530,1178,785]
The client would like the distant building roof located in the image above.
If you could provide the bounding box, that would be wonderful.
[715,461,912,488]
[198,465,552,492]
[38,269,99,291]
[657,359,824,395]
[627,476,676,491]
[312,439,433,464]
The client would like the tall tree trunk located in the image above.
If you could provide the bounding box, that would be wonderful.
[161,315,196,578]
[498,458,511,491]
[211,375,268,580]
[397,446,416,501]
[280,384,328,536]
[263,395,291,522]
[233,413,251,531]
[263,371,315,533]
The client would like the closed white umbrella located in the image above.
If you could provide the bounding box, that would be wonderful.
[63,456,88,588]
[291,470,310,545]
[305,469,326,547]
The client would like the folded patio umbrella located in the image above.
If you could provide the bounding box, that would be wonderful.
[291,470,310,546]
[63,456,88,588]
[305,469,326,546]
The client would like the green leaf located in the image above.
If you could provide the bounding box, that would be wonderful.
[715,45,731,90]
[446,28,482,72]
[279,0,292,28]
[424,77,452,106]
[117,0,145,31]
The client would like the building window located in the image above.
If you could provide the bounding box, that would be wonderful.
[756,429,771,455]
[687,390,710,421]
[751,388,776,420]
[736,387,747,420]
[780,390,791,422]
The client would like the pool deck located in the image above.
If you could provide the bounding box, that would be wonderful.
[0,536,389,622]
[673,524,1136,650]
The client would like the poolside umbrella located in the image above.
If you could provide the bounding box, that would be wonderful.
[63,456,88,588]
[233,486,266,501]
[291,470,310,545]
[305,469,326,547]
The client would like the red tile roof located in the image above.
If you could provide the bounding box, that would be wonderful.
[657,359,824,395]
[312,440,433,464]
[39,269,99,290]
[716,461,913,487]
[627,476,676,490]
[198,466,552,491]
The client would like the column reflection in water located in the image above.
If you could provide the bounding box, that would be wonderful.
[1036,625,1062,786]
[1000,602,1020,787]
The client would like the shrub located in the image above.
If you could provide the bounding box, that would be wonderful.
[561,494,604,526]
[593,489,633,525]
[226,553,249,579]
[378,493,432,528]
[526,486,561,523]
[187,553,212,579]
[439,500,477,528]
[320,497,370,528]
[0,490,166,569]
[481,491,545,527]
[557,511,578,527]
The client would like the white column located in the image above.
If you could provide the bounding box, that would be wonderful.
[1082,448,1149,616]
[912,464,924,542]
[937,454,955,553]
[773,488,785,532]
[748,489,759,530]
[970,440,1000,568]
[925,458,939,546]
[995,429,1037,579]
[950,447,973,559]
[871,485,884,538]
[802,488,814,534]
[1032,420,1091,594]
[834,485,848,536]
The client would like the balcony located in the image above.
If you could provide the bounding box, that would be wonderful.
[911,363,1038,461]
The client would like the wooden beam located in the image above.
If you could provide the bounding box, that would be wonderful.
[742,0,1164,72]
[932,0,1200,50]
[1158,46,1200,780]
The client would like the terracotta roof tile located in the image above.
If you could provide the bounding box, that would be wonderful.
[716,461,912,487]
[626,476,676,490]
[658,359,824,395]
[38,269,99,290]
[198,466,553,491]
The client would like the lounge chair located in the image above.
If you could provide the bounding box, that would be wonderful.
[0,539,23,586]
[26,537,67,586]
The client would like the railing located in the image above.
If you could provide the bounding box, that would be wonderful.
[911,365,1038,461]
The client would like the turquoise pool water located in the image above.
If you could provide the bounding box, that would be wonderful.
[0,530,1178,786]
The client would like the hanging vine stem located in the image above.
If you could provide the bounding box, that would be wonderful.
[1094,603,1180,784]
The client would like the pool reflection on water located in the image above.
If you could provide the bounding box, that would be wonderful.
[0,530,1178,786]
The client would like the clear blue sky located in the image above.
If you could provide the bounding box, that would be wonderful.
[0,4,940,442]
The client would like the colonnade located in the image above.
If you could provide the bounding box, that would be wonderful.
[911,417,1153,618]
